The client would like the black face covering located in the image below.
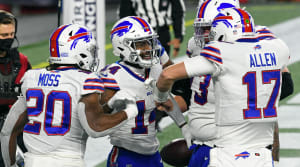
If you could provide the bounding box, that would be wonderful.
[0,38,14,52]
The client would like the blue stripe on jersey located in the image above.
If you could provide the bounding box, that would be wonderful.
[102,78,120,90]
[257,30,272,34]
[203,46,220,55]
[83,85,104,91]
[104,86,120,90]
[157,40,164,57]
[258,36,276,41]
[85,78,103,84]
[200,52,222,64]
[236,38,259,43]
[102,78,117,84]
[117,62,147,82]
[55,67,77,71]
[186,50,192,56]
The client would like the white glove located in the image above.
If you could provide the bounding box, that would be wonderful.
[124,101,139,120]
[108,90,135,111]
[181,124,193,149]
[144,77,156,89]
[144,78,169,103]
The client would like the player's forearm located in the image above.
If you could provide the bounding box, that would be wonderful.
[157,62,188,92]
[93,112,128,131]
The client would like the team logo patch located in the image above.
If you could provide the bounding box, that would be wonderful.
[235,151,250,160]
[254,44,261,50]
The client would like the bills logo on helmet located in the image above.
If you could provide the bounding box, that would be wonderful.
[68,28,92,50]
[235,151,250,160]
[217,3,236,11]
[212,14,233,28]
[110,21,133,39]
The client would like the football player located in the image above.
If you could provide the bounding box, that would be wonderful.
[0,24,138,167]
[176,1,293,166]
[154,7,289,167]
[181,0,241,166]
[99,16,187,167]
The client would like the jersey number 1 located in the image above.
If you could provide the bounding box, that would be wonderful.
[242,70,280,119]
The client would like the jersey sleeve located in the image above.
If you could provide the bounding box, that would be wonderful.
[81,73,105,95]
[99,64,121,91]
[158,40,170,65]
[200,44,223,65]
[255,25,276,40]
[183,55,217,78]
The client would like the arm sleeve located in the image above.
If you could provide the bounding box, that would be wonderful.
[118,0,136,18]
[165,94,187,127]
[184,56,218,78]
[280,72,294,100]
[1,96,27,167]
[171,0,185,41]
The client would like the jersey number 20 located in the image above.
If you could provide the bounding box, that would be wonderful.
[24,89,71,135]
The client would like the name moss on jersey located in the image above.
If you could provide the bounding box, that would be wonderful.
[21,68,104,155]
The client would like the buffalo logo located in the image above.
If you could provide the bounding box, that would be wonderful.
[235,151,250,160]
[254,44,261,50]
[212,14,233,29]
[111,21,133,40]
[68,28,92,50]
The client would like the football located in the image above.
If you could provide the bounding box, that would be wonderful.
[160,138,193,166]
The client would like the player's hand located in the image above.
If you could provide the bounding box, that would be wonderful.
[181,124,193,149]
[124,100,138,120]
[145,78,169,103]
[168,38,181,58]
[107,90,135,111]
[144,77,156,89]
[156,99,173,112]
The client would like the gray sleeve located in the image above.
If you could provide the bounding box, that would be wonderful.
[0,96,27,167]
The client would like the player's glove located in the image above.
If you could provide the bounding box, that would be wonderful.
[107,90,135,111]
[181,123,193,149]
[144,78,169,103]
[124,100,138,120]
[107,90,138,120]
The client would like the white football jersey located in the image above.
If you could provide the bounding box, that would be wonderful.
[185,37,289,147]
[186,27,279,144]
[101,61,162,155]
[186,37,217,142]
[21,67,104,156]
